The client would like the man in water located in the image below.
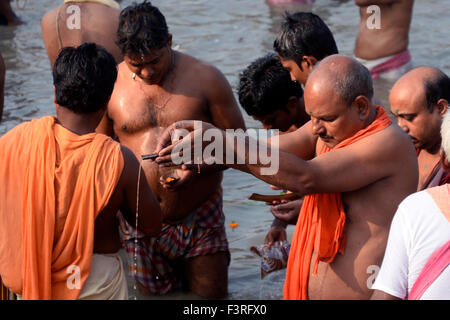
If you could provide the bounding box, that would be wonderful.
[354,0,414,80]
[390,67,450,190]
[264,11,339,243]
[238,53,309,133]
[97,1,245,298]
[155,55,418,299]
[41,0,123,67]
[371,109,450,300]
[0,43,162,299]
[238,53,309,245]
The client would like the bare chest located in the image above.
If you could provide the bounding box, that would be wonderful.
[109,84,208,135]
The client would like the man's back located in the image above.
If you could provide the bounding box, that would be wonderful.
[41,1,122,66]
[354,0,414,60]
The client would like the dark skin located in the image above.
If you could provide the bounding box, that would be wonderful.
[41,2,122,67]
[155,56,419,299]
[97,36,245,298]
[55,96,163,254]
[390,67,449,191]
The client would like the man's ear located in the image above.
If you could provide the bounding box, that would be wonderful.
[302,56,318,71]
[437,98,448,117]
[353,95,371,121]
[440,149,450,172]
[167,34,173,48]
[53,86,57,104]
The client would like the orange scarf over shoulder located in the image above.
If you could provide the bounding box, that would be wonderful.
[0,116,123,299]
[283,106,392,300]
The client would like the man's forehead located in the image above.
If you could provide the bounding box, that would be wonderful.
[127,49,165,63]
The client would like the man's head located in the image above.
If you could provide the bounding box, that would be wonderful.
[273,12,338,85]
[53,43,117,114]
[390,67,450,153]
[304,54,374,148]
[238,53,307,131]
[117,1,173,84]
[440,110,450,171]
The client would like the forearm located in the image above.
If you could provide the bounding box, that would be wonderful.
[225,132,311,195]
[271,218,288,229]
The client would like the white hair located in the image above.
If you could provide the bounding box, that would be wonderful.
[441,109,450,159]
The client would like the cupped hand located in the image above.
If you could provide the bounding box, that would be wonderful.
[270,199,303,225]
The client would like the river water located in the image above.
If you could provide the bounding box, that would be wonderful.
[0,0,449,300]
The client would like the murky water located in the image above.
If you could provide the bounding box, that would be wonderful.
[1,0,449,300]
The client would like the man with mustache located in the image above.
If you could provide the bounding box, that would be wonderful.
[155,55,419,299]
[390,67,450,190]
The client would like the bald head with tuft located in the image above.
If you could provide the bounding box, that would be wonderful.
[390,66,450,114]
[305,54,374,106]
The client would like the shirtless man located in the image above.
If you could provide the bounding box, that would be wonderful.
[0,43,162,299]
[41,0,122,67]
[238,53,309,246]
[0,51,4,122]
[390,67,450,190]
[354,0,414,80]
[238,53,308,133]
[264,11,338,243]
[98,1,245,298]
[156,55,418,299]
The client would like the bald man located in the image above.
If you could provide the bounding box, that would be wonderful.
[41,0,123,67]
[155,55,418,299]
[354,0,414,80]
[390,67,450,190]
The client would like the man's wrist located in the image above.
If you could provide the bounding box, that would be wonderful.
[271,218,287,229]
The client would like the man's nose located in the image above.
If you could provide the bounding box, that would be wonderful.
[396,118,409,133]
[140,67,154,78]
[311,118,325,135]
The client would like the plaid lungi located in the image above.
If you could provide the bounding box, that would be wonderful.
[119,188,229,295]
[1,276,16,300]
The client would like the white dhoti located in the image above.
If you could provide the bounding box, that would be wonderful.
[78,253,128,300]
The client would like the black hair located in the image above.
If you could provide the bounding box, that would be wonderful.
[273,12,338,69]
[424,70,450,113]
[238,53,303,117]
[53,43,118,114]
[116,1,169,56]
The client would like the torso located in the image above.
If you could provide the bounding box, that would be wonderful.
[354,0,414,60]
[307,125,418,299]
[108,56,222,222]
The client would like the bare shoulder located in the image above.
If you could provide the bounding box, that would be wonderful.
[372,122,414,155]
[41,7,58,31]
[178,52,228,84]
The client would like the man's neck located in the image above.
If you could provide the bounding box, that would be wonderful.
[56,105,103,136]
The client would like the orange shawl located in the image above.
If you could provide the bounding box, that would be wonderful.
[283,106,392,300]
[0,116,123,299]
